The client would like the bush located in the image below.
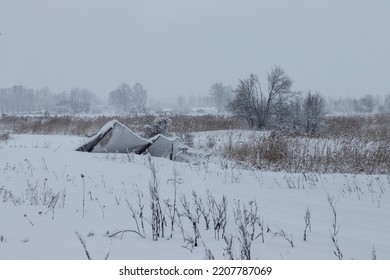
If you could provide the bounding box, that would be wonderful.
[146,116,172,138]
[0,130,10,142]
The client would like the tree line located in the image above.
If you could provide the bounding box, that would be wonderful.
[327,94,390,114]
[0,82,148,115]
[0,86,100,115]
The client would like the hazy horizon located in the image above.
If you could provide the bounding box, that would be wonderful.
[1,0,389,101]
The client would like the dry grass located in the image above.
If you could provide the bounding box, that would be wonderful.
[0,114,247,137]
[322,114,390,142]
[221,129,390,174]
[0,115,152,136]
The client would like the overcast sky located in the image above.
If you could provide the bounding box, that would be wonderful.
[1,0,389,101]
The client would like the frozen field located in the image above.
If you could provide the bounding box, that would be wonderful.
[0,134,389,260]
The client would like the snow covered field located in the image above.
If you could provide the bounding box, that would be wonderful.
[0,134,389,260]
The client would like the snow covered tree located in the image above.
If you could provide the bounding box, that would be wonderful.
[132,83,148,113]
[209,83,232,113]
[35,87,53,114]
[353,94,375,113]
[53,91,72,113]
[174,95,191,114]
[382,93,390,113]
[272,95,294,130]
[0,85,100,114]
[302,92,326,135]
[0,85,35,113]
[69,88,95,114]
[228,66,296,129]
[109,83,132,113]
[227,74,262,128]
[109,82,148,113]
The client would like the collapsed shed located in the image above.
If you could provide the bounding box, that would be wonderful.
[145,134,187,160]
[75,120,190,161]
[76,120,152,154]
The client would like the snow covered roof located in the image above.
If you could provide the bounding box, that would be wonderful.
[144,134,186,160]
[76,120,152,154]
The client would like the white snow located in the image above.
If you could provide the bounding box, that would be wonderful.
[0,133,389,260]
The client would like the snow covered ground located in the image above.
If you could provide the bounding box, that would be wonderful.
[0,134,389,260]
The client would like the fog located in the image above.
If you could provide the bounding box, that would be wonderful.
[1,0,389,102]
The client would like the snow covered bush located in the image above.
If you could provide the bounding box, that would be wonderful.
[0,130,10,142]
[302,92,327,135]
[146,116,172,138]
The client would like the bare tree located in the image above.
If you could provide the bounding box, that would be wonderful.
[35,87,53,114]
[209,82,232,113]
[302,91,326,135]
[108,82,148,113]
[228,66,295,129]
[0,85,35,114]
[383,93,390,113]
[109,83,132,113]
[132,83,148,113]
[69,88,97,114]
[266,66,294,115]
[174,95,191,114]
[353,94,376,113]
[227,74,262,128]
